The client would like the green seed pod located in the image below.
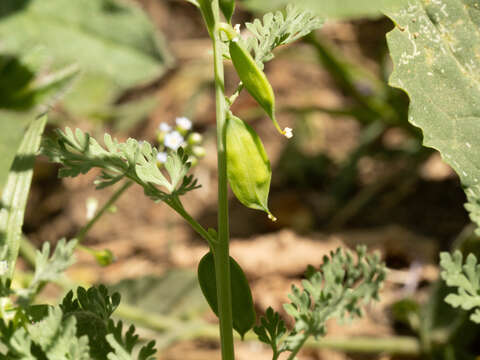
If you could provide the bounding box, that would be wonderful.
[197,252,255,339]
[229,39,291,138]
[219,0,235,23]
[226,114,276,220]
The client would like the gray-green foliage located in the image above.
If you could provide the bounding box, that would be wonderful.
[243,4,323,69]
[0,0,169,88]
[43,128,199,202]
[0,286,156,360]
[254,246,386,359]
[106,321,156,360]
[0,52,78,189]
[440,251,480,324]
[0,0,171,118]
[241,0,405,20]
[17,238,77,303]
[385,0,480,234]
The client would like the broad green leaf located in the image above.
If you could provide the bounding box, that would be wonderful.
[197,252,256,339]
[0,113,31,190]
[0,0,170,88]
[0,115,47,279]
[0,55,77,189]
[241,0,405,20]
[0,0,172,118]
[385,0,480,233]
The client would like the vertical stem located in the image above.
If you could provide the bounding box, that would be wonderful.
[286,332,310,360]
[75,180,133,243]
[211,1,235,359]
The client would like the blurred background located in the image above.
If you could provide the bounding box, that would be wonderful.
[1,0,478,359]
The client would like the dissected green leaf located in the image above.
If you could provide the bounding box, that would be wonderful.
[244,4,323,68]
[255,246,386,356]
[4,307,91,360]
[242,0,405,20]
[17,239,77,304]
[106,321,156,360]
[42,128,199,201]
[1,286,155,360]
[0,116,47,279]
[440,251,480,323]
[385,0,480,234]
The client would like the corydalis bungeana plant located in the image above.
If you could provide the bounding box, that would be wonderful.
[254,246,386,360]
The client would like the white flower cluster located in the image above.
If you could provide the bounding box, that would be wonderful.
[156,117,204,167]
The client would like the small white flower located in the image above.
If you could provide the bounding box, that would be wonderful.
[234,24,241,34]
[284,127,293,139]
[232,37,239,43]
[164,131,184,151]
[86,197,98,221]
[156,151,168,164]
[175,117,192,131]
[0,261,8,276]
[158,122,172,133]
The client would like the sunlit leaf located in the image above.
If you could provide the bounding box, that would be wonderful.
[385,0,480,233]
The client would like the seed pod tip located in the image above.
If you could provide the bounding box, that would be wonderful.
[267,212,277,222]
[283,127,293,139]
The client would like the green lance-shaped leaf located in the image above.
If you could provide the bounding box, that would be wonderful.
[226,114,276,220]
[384,0,480,234]
[0,115,47,279]
[197,252,256,339]
[220,0,235,22]
[229,39,289,138]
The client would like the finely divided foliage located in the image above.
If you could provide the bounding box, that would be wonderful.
[17,238,77,304]
[43,128,199,202]
[244,4,323,68]
[440,251,480,323]
[0,286,156,359]
[385,0,480,233]
[254,247,386,359]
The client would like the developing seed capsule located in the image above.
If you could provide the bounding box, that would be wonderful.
[229,39,291,139]
[226,114,276,221]
[219,0,235,22]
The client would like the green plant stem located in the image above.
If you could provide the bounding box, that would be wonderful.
[168,196,215,245]
[75,180,133,243]
[210,1,235,359]
[286,332,310,360]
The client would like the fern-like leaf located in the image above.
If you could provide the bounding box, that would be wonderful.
[43,128,200,202]
[440,251,480,323]
[17,239,77,304]
[106,320,157,360]
[2,307,90,360]
[255,246,386,357]
[244,5,323,68]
